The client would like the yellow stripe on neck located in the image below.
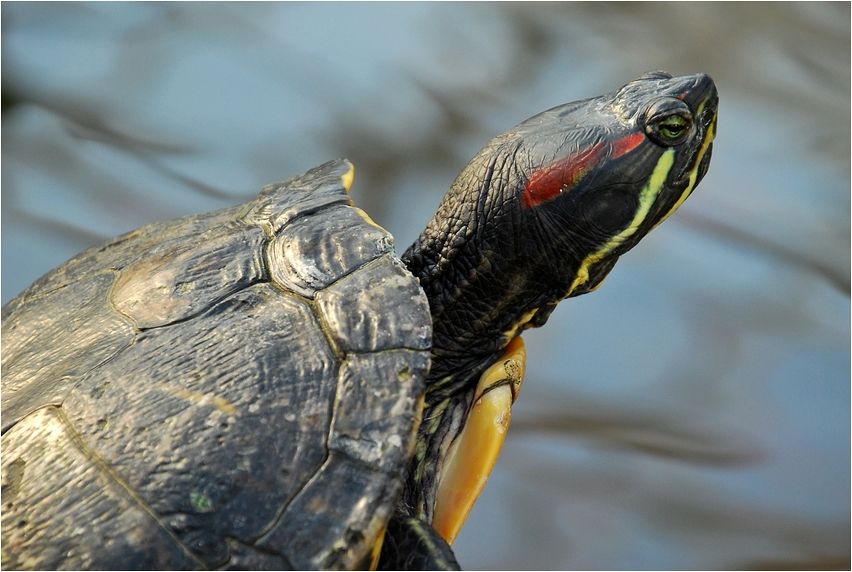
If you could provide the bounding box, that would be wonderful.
[567,147,675,295]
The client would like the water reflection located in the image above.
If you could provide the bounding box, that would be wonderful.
[2,3,849,569]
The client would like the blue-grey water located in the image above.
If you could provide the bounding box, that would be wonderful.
[2,3,849,569]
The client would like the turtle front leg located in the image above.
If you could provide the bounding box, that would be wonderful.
[431,337,526,546]
[377,338,526,570]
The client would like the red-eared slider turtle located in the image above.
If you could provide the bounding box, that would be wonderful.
[1,72,718,570]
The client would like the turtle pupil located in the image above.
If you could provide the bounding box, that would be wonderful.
[659,116,687,139]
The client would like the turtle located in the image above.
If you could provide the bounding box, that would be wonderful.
[1,71,718,570]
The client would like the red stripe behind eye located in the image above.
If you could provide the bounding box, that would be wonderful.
[521,144,601,209]
[610,131,645,159]
[521,131,645,209]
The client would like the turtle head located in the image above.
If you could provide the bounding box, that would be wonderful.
[511,71,718,298]
[405,72,718,370]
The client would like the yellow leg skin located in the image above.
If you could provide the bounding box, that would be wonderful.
[431,337,526,545]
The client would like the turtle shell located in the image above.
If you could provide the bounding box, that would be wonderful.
[0,159,432,570]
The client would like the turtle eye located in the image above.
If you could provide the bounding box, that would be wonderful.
[643,97,694,147]
[659,115,688,139]
[646,112,692,146]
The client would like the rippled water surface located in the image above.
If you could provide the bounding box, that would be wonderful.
[2,3,849,569]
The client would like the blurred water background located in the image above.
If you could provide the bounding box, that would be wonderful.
[2,2,849,569]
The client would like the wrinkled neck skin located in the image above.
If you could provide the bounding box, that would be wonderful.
[399,139,584,522]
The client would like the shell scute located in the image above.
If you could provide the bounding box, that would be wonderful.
[268,205,395,298]
[329,350,428,473]
[8,203,250,308]
[111,225,268,329]
[316,255,432,355]
[255,451,397,571]
[244,159,355,236]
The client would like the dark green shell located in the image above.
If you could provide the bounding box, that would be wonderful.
[1,159,432,570]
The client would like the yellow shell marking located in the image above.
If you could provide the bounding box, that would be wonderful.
[354,207,390,234]
[340,161,355,192]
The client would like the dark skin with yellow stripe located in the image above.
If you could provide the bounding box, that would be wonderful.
[379,71,718,569]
